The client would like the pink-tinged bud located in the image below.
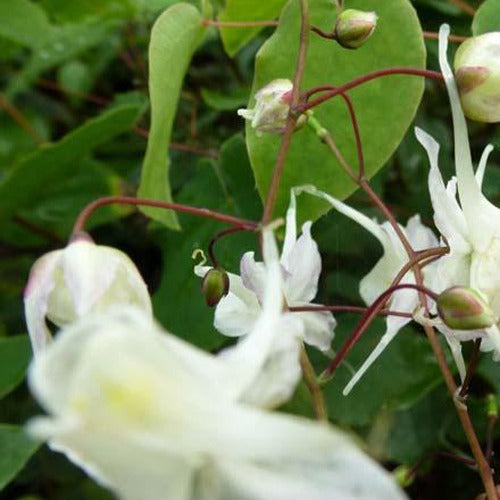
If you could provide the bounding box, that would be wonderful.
[334,9,377,50]
[437,286,495,330]
[201,268,229,307]
[24,238,152,354]
[454,32,500,122]
[238,79,305,135]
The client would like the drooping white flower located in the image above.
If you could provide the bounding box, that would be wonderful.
[415,24,500,365]
[195,195,334,408]
[24,233,152,354]
[27,229,406,500]
[294,185,438,394]
[196,192,336,353]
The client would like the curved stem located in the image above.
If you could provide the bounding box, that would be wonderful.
[300,344,328,421]
[299,68,443,113]
[262,0,310,224]
[208,226,249,268]
[289,304,413,318]
[71,196,258,236]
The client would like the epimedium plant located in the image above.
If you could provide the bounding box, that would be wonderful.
[1,0,500,498]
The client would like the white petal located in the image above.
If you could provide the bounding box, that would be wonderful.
[405,215,439,251]
[442,333,467,382]
[229,314,303,409]
[343,285,418,395]
[415,127,469,253]
[23,250,62,354]
[281,189,297,266]
[292,305,335,351]
[214,272,261,337]
[284,222,322,303]
[476,144,494,188]
[240,251,267,300]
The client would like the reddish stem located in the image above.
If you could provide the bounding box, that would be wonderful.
[289,305,412,318]
[423,31,468,43]
[71,196,258,236]
[208,226,250,268]
[299,68,443,113]
[322,283,437,378]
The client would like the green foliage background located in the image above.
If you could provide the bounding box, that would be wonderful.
[0,0,499,498]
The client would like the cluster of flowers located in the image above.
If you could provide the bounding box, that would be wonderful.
[22,22,500,500]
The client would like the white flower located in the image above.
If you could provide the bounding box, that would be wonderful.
[294,185,438,394]
[415,24,500,367]
[238,79,294,135]
[23,234,152,355]
[27,230,406,500]
[195,194,335,407]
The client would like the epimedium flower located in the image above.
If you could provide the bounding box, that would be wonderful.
[195,191,336,354]
[27,228,406,500]
[414,24,500,366]
[195,195,335,408]
[294,185,438,395]
[24,232,152,355]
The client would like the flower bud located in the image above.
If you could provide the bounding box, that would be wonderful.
[238,79,301,135]
[24,235,152,354]
[334,9,377,49]
[201,268,229,307]
[437,286,495,330]
[454,32,500,122]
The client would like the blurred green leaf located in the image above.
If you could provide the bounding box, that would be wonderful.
[472,0,500,35]
[137,3,204,229]
[41,0,137,23]
[201,87,250,111]
[0,102,144,225]
[246,0,425,225]
[0,336,31,399]
[0,425,40,491]
[218,0,286,56]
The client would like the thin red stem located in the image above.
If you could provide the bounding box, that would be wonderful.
[299,68,443,113]
[0,93,44,144]
[289,305,412,318]
[322,283,437,378]
[71,196,258,236]
[423,31,468,43]
[262,0,310,224]
[208,226,249,268]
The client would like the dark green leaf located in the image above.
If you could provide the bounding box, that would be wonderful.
[0,336,31,399]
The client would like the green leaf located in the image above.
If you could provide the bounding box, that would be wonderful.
[0,103,144,225]
[137,3,204,229]
[0,424,40,491]
[40,0,137,23]
[472,0,500,35]
[218,0,287,56]
[246,0,425,225]
[0,0,53,48]
[0,336,31,399]
[201,87,250,111]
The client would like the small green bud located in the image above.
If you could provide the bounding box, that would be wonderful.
[392,464,414,488]
[334,9,377,49]
[201,268,230,307]
[454,32,500,123]
[437,286,495,330]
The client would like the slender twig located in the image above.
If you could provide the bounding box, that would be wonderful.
[71,196,258,236]
[322,283,438,378]
[208,226,249,268]
[0,93,43,144]
[446,0,476,16]
[201,19,278,28]
[300,344,328,421]
[423,31,468,43]
[13,216,64,244]
[299,68,443,113]
[311,25,336,39]
[262,0,310,224]
[459,339,482,398]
